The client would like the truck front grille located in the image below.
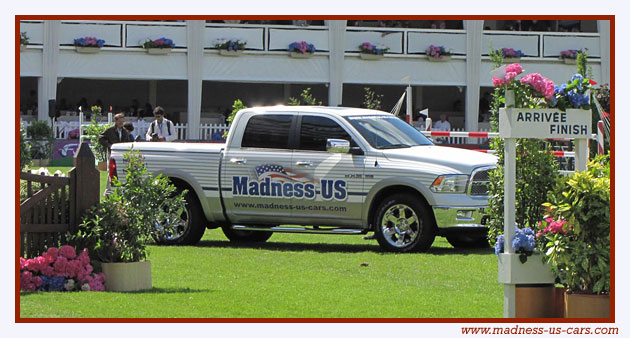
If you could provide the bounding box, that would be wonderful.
[468,167,494,196]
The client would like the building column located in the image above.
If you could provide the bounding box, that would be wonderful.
[464,20,483,135]
[39,20,60,122]
[186,20,204,140]
[597,20,610,86]
[328,20,346,106]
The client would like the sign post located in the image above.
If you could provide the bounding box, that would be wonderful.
[498,90,591,317]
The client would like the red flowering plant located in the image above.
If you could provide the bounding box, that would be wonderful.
[20,245,105,292]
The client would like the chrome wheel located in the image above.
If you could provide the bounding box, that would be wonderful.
[380,203,421,249]
[156,207,190,241]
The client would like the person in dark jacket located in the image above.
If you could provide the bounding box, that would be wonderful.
[98,113,132,153]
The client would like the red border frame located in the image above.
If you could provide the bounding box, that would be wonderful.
[16,15,615,324]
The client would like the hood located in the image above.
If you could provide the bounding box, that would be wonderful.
[381,145,498,174]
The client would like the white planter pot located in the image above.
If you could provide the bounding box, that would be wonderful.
[360,53,384,60]
[427,55,451,62]
[76,46,101,54]
[503,57,521,63]
[101,261,152,292]
[219,49,243,56]
[498,253,555,284]
[289,51,313,58]
[563,58,577,65]
[20,44,27,51]
[147,48,171,55]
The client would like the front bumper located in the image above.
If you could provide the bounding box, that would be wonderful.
[432,206,488,230]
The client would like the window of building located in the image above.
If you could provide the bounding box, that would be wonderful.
[241,114,292,149]
[299,116,352,151]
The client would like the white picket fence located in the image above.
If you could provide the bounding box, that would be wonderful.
[21,118,230,142]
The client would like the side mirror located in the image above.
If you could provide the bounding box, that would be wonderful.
[326,139,350,153]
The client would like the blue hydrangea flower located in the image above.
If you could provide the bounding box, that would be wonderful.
[494,234,504,255]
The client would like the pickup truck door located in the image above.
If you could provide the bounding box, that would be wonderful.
[221,114,295,224]
[290,114,366,226]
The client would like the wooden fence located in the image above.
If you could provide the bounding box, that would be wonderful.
[19,141,100,257]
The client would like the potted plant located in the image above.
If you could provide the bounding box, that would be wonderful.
[559,49,581,65]
[83,106,110,170]
[74,36,105,53]
[498,47,524,62]
[358,42,388,60]
[288,41,315,58]
[26,120,53,167]
[537,155,610,318]
[214,38,247,56]
[425,44,452,61]
[20,31,29,51]
[495,227,557,318]
[70,150,186,292]
[141,37,175,55]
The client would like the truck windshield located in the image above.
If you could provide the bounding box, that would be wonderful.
[345,115,433,149]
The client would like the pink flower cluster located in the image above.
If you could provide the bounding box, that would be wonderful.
[520,73,555,99]
[536,217,569,238]
[492,63,523,86]
[84,37,100,46]
[361,42,374,51]
[20,246,106,292]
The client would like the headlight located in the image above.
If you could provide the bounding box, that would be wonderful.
[430,174,469,193]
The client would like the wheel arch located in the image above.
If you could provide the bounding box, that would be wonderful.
[152,169,217,225]
[364,180,436,232]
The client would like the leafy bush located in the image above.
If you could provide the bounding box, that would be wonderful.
[223,99,247,139]
[288,88,322,106]
[84,107,110,162]
[486,49,559,244]
[70,150,186,263]
[26,120,53,159]
[363,87,384,110]
[20,124,32,170]
[536,154,610,294]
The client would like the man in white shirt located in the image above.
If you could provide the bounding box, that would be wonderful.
[146,106,176,142]
[433,114,451,131]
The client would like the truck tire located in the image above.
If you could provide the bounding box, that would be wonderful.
[446,233,489,249]
[221,226,273,242]
[156,190,206,245]
[374,194,436,253]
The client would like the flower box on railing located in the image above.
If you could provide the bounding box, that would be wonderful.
[219,49,243,56]
[76,47,101,54]
[288,41,315,58]
[215,39,246,56]
[74,37,105,53]
[425,45,452,62]
[498,253,555,284]
[358,42,388,60]
[427,55,451,62]
[20,44,27,52]
[142,37,175,55]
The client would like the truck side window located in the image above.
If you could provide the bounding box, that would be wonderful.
[299,116,352,151]
[241,115,292,149]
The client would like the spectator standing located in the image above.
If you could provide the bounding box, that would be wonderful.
[98,113,132,153]
[433,114,451,131]
[146,106,176,142]
[123,122,138,141]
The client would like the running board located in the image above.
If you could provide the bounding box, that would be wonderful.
[231,225,365,235]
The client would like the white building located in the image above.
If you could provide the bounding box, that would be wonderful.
[19,19,611,139]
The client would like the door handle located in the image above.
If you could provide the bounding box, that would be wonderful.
[295,161,313,167]
[230,158,247,165]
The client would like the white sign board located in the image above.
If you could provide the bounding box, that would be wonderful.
[499,108,591,139]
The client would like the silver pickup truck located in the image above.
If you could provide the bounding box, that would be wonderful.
[109,106,497,252]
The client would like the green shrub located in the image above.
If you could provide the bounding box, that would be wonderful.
[26,120,53,159]
[70,150,186,263]
[363,87,384,110]
[288,88,322,106]
[537,154,610,294]
[223,99,247,139]
[84,108,110,162]
[20,124,32,170]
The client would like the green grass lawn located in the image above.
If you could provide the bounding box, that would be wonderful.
[21,165,502,318]
[20,230,502,318]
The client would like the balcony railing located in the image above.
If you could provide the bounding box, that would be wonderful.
[20,20,601,60]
